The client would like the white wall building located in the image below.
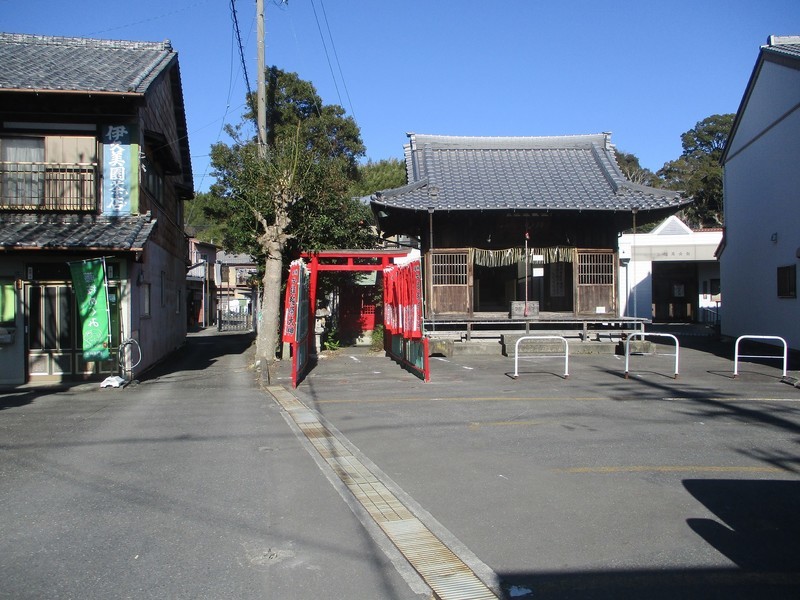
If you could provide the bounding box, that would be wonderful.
[720,35,800,351]
[619,216,722,324]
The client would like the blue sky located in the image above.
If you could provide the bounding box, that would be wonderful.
[4,0,800,192]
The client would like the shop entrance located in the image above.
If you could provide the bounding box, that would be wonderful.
[25,282,120,381]
[651,262,698,322]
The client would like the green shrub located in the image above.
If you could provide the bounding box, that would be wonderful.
[323,326,341,351]
[370,324,384,351]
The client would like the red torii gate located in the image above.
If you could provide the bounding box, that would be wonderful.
[301,250,410,334]
[288,249,428,386]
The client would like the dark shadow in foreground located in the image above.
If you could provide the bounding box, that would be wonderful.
[684,479,800,572]
[136,331,255,383]
[498,567,799,599]
[497,479,800,599]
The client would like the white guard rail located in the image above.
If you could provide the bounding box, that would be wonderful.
[733,335,788,378]
[624,332,680,380]
[513,336,569,379]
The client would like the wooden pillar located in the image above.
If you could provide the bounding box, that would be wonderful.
[307,254,319,355]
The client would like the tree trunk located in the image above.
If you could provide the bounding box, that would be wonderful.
[255,250,283,378]
[254,188,292,380]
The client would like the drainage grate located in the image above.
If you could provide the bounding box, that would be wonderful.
[267,386,499,600]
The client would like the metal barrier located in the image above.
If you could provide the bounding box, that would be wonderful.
[624,332,680,379]
[218,309,252,332]
[512,336,569,379]
[733,335,788,378]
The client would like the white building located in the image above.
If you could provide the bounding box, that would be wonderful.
[719,35,800,351]
[619,216,722,324]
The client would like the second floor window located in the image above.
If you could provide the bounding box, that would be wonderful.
[141,155,164,205]
[1,137,45,208]
[1,134,97,211]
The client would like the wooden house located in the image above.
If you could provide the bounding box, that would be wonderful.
[371,133,688,325]
[0,34,193,384]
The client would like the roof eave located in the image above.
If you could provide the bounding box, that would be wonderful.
[0,87,146,97]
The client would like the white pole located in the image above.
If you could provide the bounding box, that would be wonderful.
[201,260,206,328]
[631,207,639,318]
[524,231,529,317]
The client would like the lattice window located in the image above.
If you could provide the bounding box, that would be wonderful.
[432,252,468,286]
[578,252,614,286]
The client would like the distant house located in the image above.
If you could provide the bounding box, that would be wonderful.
[618,216,722,324]
[187,238,218,328]
[0,34,193,385]
[371,133,689,320]
[719,35,800,350]
[215,251,257,328]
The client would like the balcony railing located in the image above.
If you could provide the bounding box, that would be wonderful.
[0,161,98,211]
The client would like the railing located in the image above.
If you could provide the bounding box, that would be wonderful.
[218,309,252,332]
[733,335,788,378]
[0,161,97,211]
[512,335,570,379]
[624,332,680,380]
[701,305,721,326]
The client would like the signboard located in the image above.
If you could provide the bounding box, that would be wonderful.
[633,245,717,262]
[102,125,132,215]
[282,259,310,387]
[69,258,111,361]
[283,261,301,343]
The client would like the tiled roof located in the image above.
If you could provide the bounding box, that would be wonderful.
[0,213,156,251]
[216,251,256,265]
[722,35,800,165]
[763,35,800,61]
[372,133,686,214]
[0,32,194,196]
[0,33,176,93]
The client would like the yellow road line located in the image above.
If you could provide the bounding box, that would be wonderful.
[313,396,603,404]
[469,420,547,429]
[559,465,786,474]
[312,395,800,405]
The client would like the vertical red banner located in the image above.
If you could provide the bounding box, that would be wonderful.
[283,262,300,343]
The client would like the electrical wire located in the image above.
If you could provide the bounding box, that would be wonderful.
[309,0,343,110]
[230,0,253,96]
[317,0,356,121]
[87,0,214,36]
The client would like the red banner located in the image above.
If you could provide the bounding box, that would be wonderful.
[283,261,301,343]
[384,260,422,340]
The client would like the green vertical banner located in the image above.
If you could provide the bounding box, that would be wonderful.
[69,258,111,361]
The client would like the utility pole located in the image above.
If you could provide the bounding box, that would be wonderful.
[256,0,267,157]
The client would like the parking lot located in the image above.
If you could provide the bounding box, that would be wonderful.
[272,336,800,598]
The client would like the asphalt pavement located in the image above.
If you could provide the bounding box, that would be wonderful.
[2,328,799,599]
[0,330,425,600]
[271,331,800,599]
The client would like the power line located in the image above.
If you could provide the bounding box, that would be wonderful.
[87,0,214,36]
[230,0,253,96]
[317,0,356,120]
[309,0,343,109]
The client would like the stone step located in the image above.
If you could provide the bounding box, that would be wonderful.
[428,335,654,357]
[502,340,618,357]
[501,334,654,357]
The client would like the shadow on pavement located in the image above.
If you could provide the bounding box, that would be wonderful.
[497,474,800,598]
[498,566,799,599]
[685,479,800,571]
[0,390,38,410]
[136,330,255,383]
